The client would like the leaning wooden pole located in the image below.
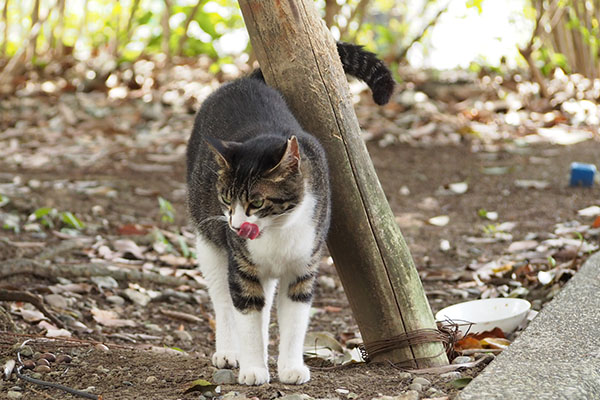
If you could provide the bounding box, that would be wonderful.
[238,0,448,368]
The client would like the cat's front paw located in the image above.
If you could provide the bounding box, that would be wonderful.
[212,352,238,369]
[238,367,270,385]
[278,365,310,384]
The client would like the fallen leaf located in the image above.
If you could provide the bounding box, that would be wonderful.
[514,179,549,189]
[113,239,145,260]
[455,336,481,351]
[577,206,600,217]
[92,308,136,327]
[480,337,511,350]
[450,377,472,389]
[17,308,46,323]
[46,328,72,338]
[428,215,450,227]
[184,379,219,395]
[304,331,344,353]
[117,224,152,235]
[507,240,539,253]
[594,216,600,229]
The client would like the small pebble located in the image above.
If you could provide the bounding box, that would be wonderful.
[33,365,51,373]
[401,390,419,400]
[123,381,133,386]
[173,330,193,343]
[97,366,110,374]
[36,359,50,367]
[145,376,158,384]
[19,346,33,357]
[106,295,125,306]
[22,360,35,370]
[213,369,236,385]
[397,372,412,380]
[56,354,72,364]
[31,373,43,380]
[94,344,110,352]
[408,383,422,392]
[44,294,68,309]
[279,395,312,400]
[9,386,22,392]
[145,324,163,332]
[412,377,431,387]
[452,356,473,364]
[7,391,22,399]
[440,371,462,379]
[41,353,56,363]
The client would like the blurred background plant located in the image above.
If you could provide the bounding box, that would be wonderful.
[0,0,598,92]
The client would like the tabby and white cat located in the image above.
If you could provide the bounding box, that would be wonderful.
[186,43,394,385]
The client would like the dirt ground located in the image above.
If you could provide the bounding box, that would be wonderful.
[0,74,599,399]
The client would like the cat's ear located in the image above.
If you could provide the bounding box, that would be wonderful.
[266,136,300,177]
[205,137,238,169]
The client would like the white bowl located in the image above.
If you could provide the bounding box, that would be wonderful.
[435,298,531,335]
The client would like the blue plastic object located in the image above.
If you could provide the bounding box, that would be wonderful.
[570,162,596,187]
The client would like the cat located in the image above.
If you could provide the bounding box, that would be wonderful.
[186,42,395,385]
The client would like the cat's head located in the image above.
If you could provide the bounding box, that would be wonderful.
[206,135,305,239]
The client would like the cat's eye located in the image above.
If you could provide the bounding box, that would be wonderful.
[221,195,231,205]
[250,199,264,209]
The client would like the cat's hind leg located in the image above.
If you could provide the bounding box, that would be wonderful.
[276,271,316,384]
[195,235,238,368]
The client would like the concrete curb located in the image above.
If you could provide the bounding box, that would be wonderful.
[457,252,600,400]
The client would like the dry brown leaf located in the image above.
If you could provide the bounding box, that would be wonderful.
[92,308,136,327]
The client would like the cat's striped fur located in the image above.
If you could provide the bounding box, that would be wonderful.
[186,43,394,385]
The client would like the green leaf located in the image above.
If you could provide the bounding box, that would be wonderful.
[60,211,85,230]
[0,195,9,208]
[33,207,54,219]
[547,255,556,268]
[2,213,20,233]
[158,197,175,223]
[450,377,473,389]
[477,208,488,218]
[178,236,190,258]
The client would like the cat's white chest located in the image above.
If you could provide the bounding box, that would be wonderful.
[247,193,317,278]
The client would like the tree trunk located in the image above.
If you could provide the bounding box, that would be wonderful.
[27,0,41,60]
[237,0,448,368]
[1,0,8,56]
[162,0,172,62]
[54,0,66,55]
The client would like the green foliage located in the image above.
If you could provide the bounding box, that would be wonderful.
[158,196,175,224]
[466,0,485,14]
[28,207,85,230]
[0,194,9,208]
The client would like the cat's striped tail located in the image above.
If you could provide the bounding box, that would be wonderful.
[336,42,395,105]
[249,42,396,106]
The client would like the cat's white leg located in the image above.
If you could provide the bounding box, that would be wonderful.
[195,235,237,368]
[262,279,277,363]
[234,308,270,385]
[234,278,275,385]
[276,274,314,384]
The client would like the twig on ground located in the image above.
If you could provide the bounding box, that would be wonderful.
[0,289,64,328]
[0,259,204,289]
[17,369,100,399]
[159,308,203,323]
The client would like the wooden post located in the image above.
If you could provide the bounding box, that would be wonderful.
[238,0,448,368]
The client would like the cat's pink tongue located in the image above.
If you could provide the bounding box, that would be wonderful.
[238,222,260,240]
